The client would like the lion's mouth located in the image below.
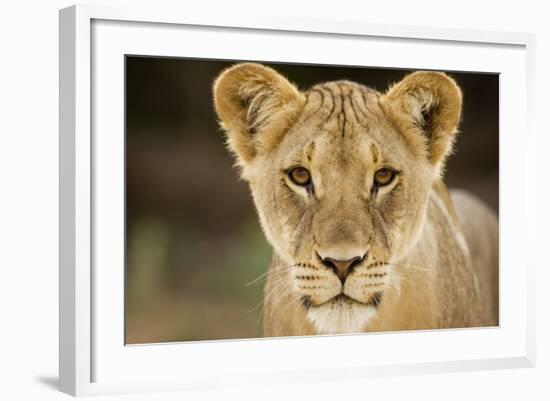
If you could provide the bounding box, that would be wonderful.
[303,292,382,309]
[303,292,382,334]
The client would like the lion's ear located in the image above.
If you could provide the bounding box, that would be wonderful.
[213,63,306,168]
[380,71,462,175]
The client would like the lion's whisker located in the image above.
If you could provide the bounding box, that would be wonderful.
[385,261,432,272]
[249,277,291,322]
[266,281,298,320]
[245,263,297,286]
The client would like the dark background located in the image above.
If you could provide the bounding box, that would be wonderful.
[125,57,499,344]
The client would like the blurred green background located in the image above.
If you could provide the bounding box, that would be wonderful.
[125,57,499,344]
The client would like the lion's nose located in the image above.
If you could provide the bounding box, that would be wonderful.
[319,253,366,283]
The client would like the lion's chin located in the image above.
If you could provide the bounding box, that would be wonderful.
[305,295,377,335]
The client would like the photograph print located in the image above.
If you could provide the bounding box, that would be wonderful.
[125,57,498,343]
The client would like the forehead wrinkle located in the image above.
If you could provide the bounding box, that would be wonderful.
[370,142,380,164]
[358,88,383,126]
[332,83,385,143]
[350,89,370,129]
[341,86,359,137]
[302,86,337,127]
[304,139,316,163]
[291,83,400,169]
[300,89,329,127]
[366,133,404,169]
[282,134,318,169]
[328,85,343,134]
[319,85,336,123]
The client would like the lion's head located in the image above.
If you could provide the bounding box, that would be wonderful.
[213,63,462,334]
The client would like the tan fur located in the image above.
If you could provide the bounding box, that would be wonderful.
[213,63,499,336]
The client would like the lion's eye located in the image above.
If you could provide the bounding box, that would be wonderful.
[288,167,311,186]
[374,168,395,187]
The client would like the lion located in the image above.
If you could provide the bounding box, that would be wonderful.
[213,63,499,336]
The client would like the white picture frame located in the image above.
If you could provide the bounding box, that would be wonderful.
[59,3,536,397]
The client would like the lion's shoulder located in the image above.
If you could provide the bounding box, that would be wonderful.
[431,179,462,232]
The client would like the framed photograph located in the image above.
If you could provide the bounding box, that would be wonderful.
[59,4,536,397]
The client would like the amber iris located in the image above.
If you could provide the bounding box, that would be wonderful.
[374,168,395,186]
[289,167,311,186]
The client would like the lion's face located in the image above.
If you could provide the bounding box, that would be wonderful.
[247,82,436,333]
[214,64,462,334]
